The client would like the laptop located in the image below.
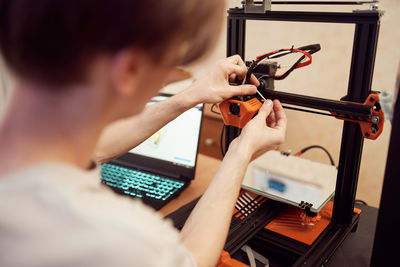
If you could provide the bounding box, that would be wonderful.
[100,93,203,210]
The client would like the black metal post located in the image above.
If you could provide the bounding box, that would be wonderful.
[260,88,372,117]
[332,21,380,226]
[225,11,246,151]
[227,10,246,58]
[227,9,380,24]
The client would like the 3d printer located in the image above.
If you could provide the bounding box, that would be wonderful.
[168,1,390,266]
[221,1,383,266]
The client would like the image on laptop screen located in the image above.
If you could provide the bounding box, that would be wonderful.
[128,95,203,168]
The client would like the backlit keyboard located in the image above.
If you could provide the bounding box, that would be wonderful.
[101,163,185,210]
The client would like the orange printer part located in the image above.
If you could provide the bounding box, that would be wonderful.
[217,251,249,267]
[217,194,362,267]
[218,44,320,130]
[331,93,384,140]
[218,98,263,128]
[265,201,361,246]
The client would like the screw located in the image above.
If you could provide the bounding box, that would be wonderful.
[370,3,379,10]
[371,116,380,124]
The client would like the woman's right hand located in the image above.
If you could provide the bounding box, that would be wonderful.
[233,99,287,158]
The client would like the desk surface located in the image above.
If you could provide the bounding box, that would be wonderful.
[159,153,221,216]
[161,153,378,267]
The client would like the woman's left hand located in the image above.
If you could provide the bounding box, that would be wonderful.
[188,55,260,104]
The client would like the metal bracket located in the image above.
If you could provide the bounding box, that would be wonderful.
[244,0,271,13]
[299,201,313,210]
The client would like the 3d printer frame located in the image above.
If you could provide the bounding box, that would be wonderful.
[224,6,382,266]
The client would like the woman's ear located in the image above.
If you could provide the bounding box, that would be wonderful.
[109,48,144,97]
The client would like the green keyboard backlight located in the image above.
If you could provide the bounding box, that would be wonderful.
[100,163,184,201]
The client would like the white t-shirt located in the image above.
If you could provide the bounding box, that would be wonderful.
[0,163,196,267]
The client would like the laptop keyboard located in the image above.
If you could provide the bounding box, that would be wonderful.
[100,163,185,208]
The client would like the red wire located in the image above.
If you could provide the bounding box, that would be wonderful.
[256,49,284,60]
[256,48,312,70]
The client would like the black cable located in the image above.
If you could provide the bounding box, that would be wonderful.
[249,44,321,82]
[273,44,320,80]
[297,44,321,55]
[296,145,335,166]
[211,104,221,115]
[355,199,368,206]
[220,125,226,157]
[209,104,226,156]
[274,54,306,80]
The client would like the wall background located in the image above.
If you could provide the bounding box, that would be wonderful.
[191,0,400,208]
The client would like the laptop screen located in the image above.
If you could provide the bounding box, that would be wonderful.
[127,95,203,169]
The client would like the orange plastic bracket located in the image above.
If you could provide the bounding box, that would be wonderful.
[218,98,263,128]
[217,250,249,267]
[331,93,384,140]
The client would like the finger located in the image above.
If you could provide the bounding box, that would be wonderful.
[231,58,259,85]
[226,55,258,86]
[227,55,245,66]
[249,74,260,86]
[225,63,248,79]
[231,57,254,84]
[229,73,237,83]
[235,56,247,68]
[255,99,273,121]
[229,84,257,97]
[267,108,276,128]
[273,100,287,129]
